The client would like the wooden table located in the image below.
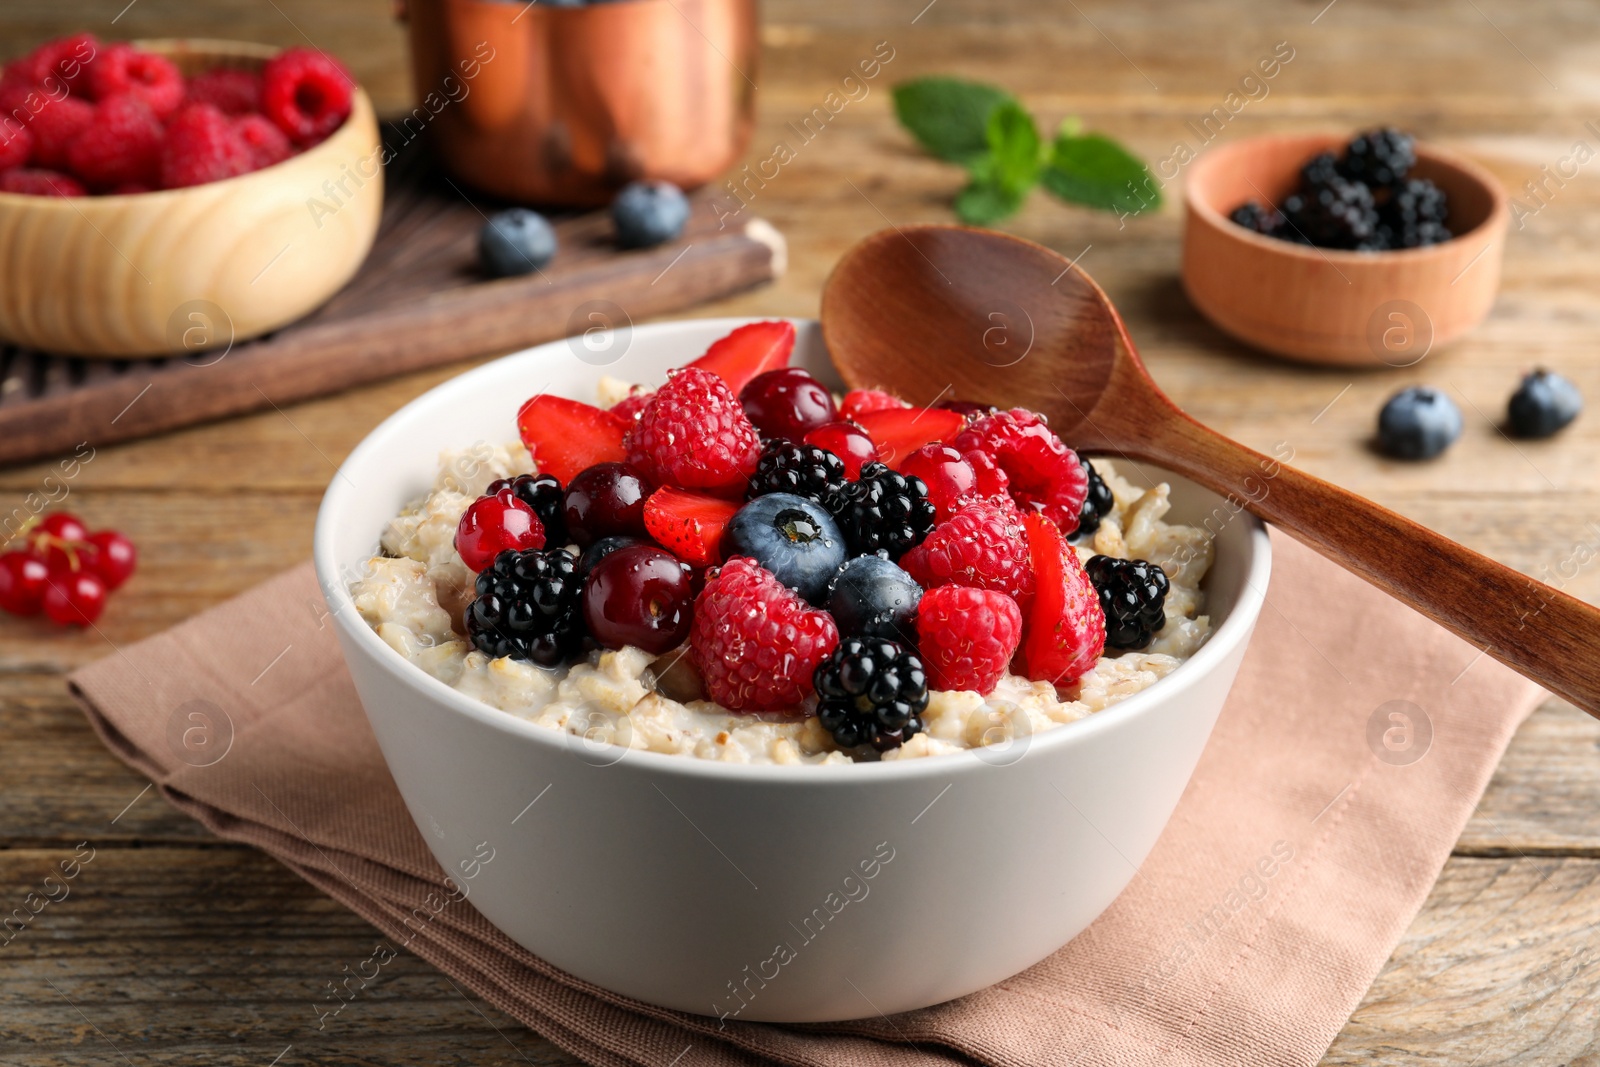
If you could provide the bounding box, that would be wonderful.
[4,1,1600,1063]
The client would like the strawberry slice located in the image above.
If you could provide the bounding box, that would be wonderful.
[1019,512,1105,688]
[687,320,796,395]
[854,407,967,468]
[643,487,740,567]
[515,394,630,485]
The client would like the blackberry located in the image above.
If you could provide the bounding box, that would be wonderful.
[1072,456,1115,541]
[748,440,847,510]
[1228,200,1284,236]
[465,548,584,666]
[813,637,929,752]
[1299,150,1341,190]
[1380,178,1451,248]
[1339,128,1415,189]
[488,472,566,545]
[1085,555,1169,651]
[832,462,936,560]
[1282,177,1378,249]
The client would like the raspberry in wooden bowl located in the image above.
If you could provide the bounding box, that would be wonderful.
[1182,130,1509,366]
[0,37,381,358]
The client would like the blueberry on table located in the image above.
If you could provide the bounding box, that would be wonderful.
[611,180,690,249]
[1376,386,1462,460]
[479,208,557,277]
[724,493,846,605]
[1507,368,1582,438]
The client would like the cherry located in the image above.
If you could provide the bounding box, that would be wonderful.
[85,530,137,590]
[563,462,650,547]
[42,570,107,626]
[900,444,981,522]
[0,551,51,616]
[803,421,879,480]
[455,491,545,572]
[581,543,694,654]
[739,368,837,441]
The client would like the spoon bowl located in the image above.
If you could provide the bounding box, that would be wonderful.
[822,224,1600,716]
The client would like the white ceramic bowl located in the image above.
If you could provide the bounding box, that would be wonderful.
[313,318,1270,1022]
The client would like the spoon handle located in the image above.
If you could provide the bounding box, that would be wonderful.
[1134,412,1597,714]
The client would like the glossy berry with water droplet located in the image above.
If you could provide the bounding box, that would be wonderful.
[581,543,695,654]
[739,368,837,441]
[803,421,879,480]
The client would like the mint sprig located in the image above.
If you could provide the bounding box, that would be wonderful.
[892,76,1161,226]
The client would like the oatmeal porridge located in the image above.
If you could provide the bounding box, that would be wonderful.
[349,322,1215,765]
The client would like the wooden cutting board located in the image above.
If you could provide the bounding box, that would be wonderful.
[0,131,785,468]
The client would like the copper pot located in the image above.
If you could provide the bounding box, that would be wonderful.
[401,0,758,207]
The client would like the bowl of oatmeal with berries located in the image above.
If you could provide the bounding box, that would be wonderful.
[314,317,1269,1021]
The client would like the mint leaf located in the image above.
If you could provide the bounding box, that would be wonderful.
[1040,130,1162,214]
[893,77,1018,164]
[955,177,1026,225]
[984,100,1041,195]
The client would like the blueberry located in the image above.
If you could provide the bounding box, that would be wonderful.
[825,554,922,641]
[1377,386,1462,460]
[578,535,644,575]
[611,180,690,249]
[479,208,557,278]
[1507,369,1581,438]
[724,494,845,604]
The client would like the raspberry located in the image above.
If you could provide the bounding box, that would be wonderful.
[915,585,1022,694]
[234,113,293,169]
[839,389,910,421]
[186,68,261,115]
[899,498,1033,600]
[66,95,162,189]
[27,95,93,169]
[22,34,99,94]
[952,408,1087,534]
[0,168,86,196]
[87,44,184,118]
[690,556,839,711]
[626,367,761,496]
[261,46,354,146]
[0,117,33,171]
[159,104,253,189]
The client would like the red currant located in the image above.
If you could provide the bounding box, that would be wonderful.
[85,530,138,590]
[739,368,837,441]
[803,421,879,479]
[42,570,107,626]
[455,491,545,572]
[0,551,50,616]
[580,543,694,654]
[900,444,981,522]
[563,462,651,548]
[29,512,90,572]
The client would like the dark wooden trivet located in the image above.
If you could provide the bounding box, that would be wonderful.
[0,130,784,468]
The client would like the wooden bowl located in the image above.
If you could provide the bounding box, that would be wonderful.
[0,39,382,358]
[1181,133,1509,366]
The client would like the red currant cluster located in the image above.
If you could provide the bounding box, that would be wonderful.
[0,512,136,625]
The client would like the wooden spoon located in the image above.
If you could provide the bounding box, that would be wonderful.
[820,224,1600,715]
